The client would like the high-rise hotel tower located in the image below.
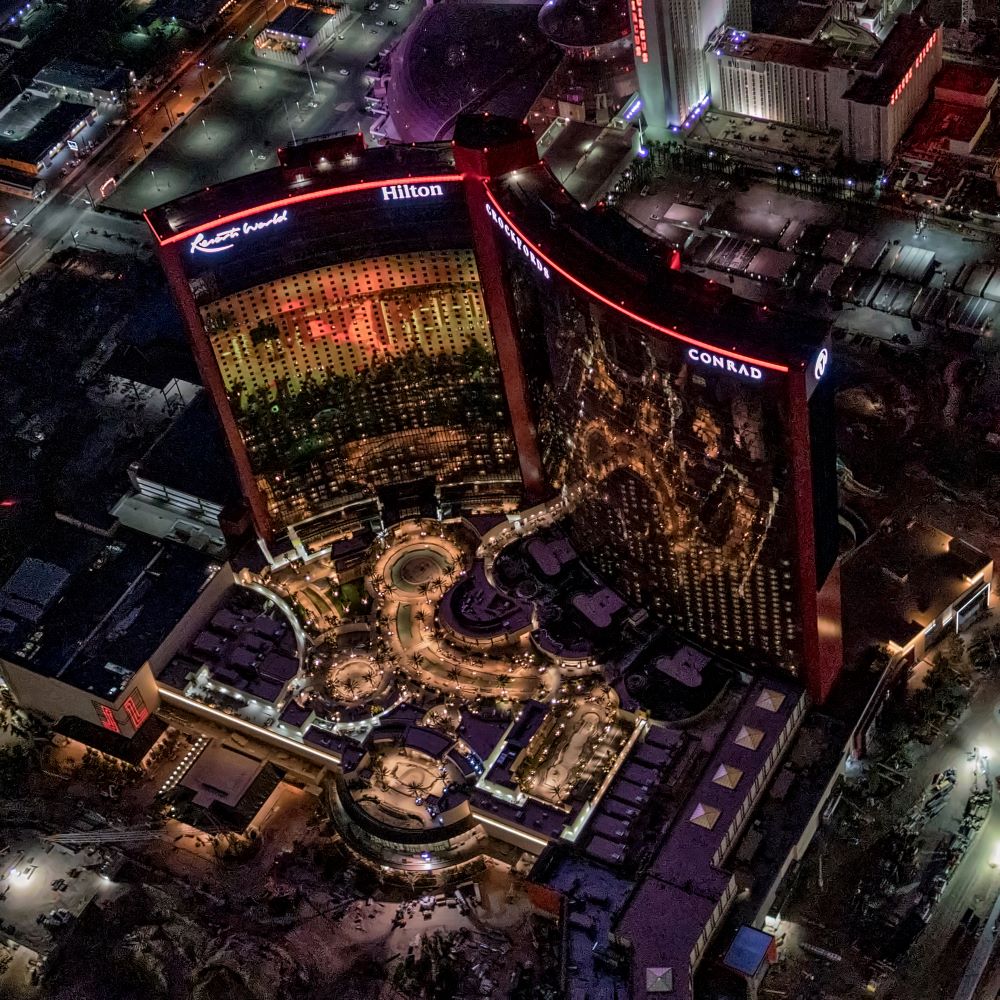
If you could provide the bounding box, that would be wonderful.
[147,117,842,702]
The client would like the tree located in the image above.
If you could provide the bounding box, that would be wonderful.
[969,625,1000,673]
[0,742,30,798]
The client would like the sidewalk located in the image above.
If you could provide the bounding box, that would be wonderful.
[954,884,1000,1000]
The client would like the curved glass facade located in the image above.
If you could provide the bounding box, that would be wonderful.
[502,251,816,674]
[199,249,516,529]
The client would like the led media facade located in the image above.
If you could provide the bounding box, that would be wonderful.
[500,242,816,675]
[153,169,518,547]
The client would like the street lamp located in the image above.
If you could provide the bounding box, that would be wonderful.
[133,125,146,158]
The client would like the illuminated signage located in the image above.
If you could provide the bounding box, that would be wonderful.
[485,203,551,279]
[189,208,289,255]
[123,691,149,729]
[814,348,828,381]
[95,703,120,733]
[380,182,445,201]
[687,347,763,380]
[629,0,649,62]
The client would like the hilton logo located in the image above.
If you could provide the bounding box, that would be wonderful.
[380,183,445,201]
[687,347,763,381]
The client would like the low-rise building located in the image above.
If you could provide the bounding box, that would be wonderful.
[0,525,228,749]
[841,517,992,755]
[32,58,134,107]
[0,90,94,176]
[253,2,347,66]
[933,62,999,109]
[112,392,242,557]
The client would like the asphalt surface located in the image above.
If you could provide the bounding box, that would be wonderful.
[0,0,418,295]
[772,644,1000,1000]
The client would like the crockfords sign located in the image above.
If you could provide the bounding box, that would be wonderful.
[189,209,289,255]
[485,203,551,280]
[381,183,444,201]
[814,348,829,381]
[687,347,763,381]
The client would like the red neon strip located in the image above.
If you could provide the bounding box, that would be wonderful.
[483,188,790,373]
[149,174,465,246]
[98,705,120,733]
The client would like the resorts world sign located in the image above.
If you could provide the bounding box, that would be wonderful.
[189,209,290,255]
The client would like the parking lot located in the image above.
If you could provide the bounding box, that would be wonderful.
[765,654,1000,1000]
[108,0,418,213]
[0,833,120,959]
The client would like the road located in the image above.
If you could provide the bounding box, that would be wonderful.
[104,0,419,214]
[0,0,417,296]
[866,656,1000,997]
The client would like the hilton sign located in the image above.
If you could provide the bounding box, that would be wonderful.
[380,183,445,201]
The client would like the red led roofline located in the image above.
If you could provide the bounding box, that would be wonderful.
[483,188,790,374]
[148,174,466,246]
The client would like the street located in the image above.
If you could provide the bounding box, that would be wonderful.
[770,628,1000,1000]
[0,0,418,297]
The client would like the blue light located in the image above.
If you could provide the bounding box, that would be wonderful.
[637,146,648,158]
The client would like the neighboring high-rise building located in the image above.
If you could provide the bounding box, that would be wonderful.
[628,0,731,131]
[706,13,943,163]
[148,117,842,701]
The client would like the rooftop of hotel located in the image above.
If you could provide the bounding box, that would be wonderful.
[711,30,837,72]
[488,157,829,367]
[149,117,831,370]
[143,135,457,242]
[0,526,217,699]
[843,12,939,106]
